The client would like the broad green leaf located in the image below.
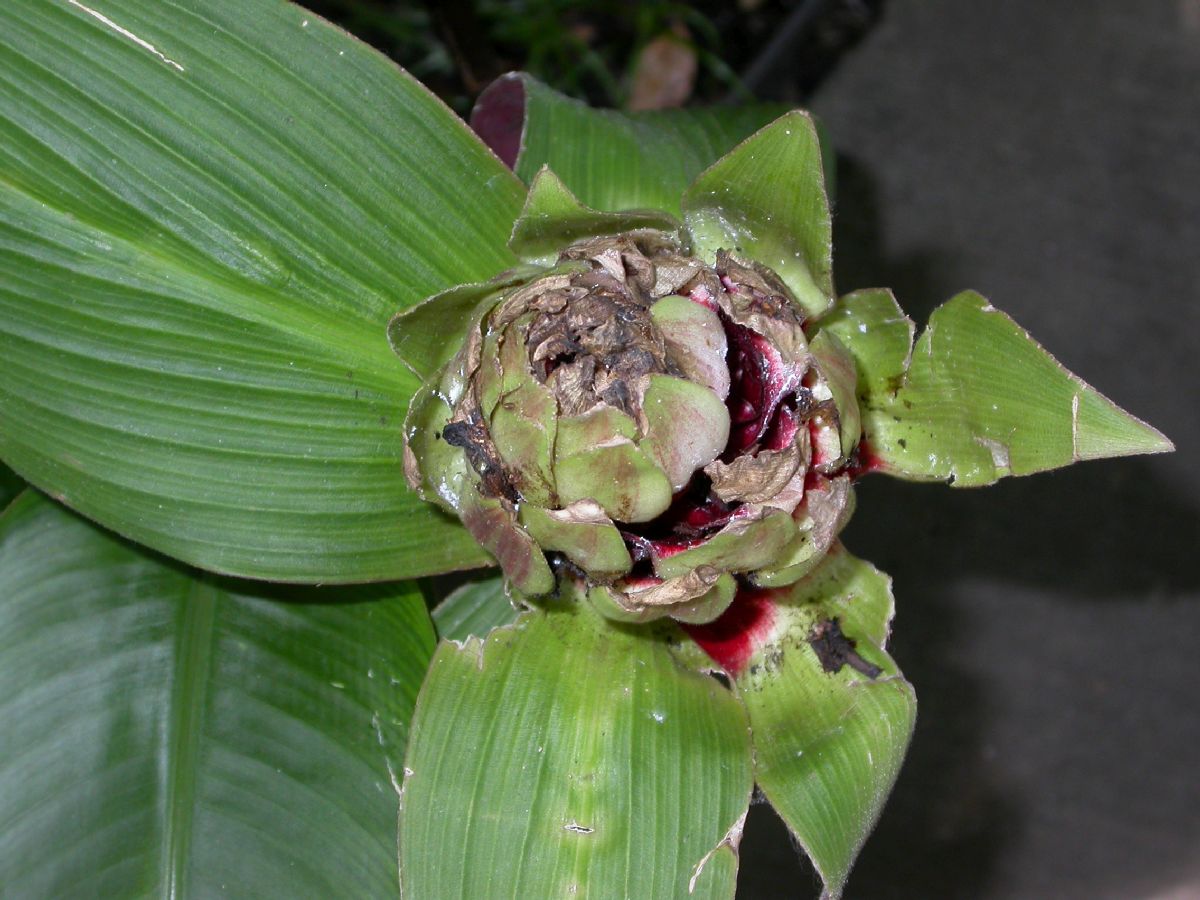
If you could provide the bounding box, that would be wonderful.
[476,73,788,217]
[731,546,915,899]
[0,491,436,897]
[400,596,753,899]
[0,0,528,580]
[0,463,21,512]
[431,574,519,642]
[682,111,834,318]
[833,292,1173,485]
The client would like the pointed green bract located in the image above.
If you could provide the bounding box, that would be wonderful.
[735,545,915,899]
[400,596,753,899]
[836,292,1173,485]
[389,269,539,380]
[431,575,520,642]
[510,167,680,263]
[499,73,789,216]
[817,289,915,398]
[0,0,527,581]
[0,492,436,897]
[682,111,834,318]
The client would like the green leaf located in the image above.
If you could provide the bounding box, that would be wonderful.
[682,111,834,318]
[0,491,436,897]
[835,292,1173,485]
[734,545,915,899]
[482,73,788,217]
[400,596,753,899]
[519,503,633,578]
[509,167,680,264]
[817,289,914,399]
[809,330,862,459]
[388,267,539,381]
[431,574,519,642]
[0,0,527,581]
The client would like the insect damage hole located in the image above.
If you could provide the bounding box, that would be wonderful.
[808,617,882,678]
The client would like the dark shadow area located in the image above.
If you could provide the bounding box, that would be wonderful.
[305,0,887,113]
[843,456,1200,897]
[849,458,1199,602]
[738,479,1020,899]
[831,153,967,322]
[739,458,1200,899]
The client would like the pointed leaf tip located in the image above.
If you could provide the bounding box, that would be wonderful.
[683,110,834,319]
[509,167,680,264]
[834,291,1173,485]
[509,74,790,215]
[727,547,915,898]
[1071,388,1174,460]
[388,269,538,379]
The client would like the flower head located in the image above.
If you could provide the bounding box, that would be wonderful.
[396,205,859,622]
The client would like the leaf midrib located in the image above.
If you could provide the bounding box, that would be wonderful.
[162,577,219,899]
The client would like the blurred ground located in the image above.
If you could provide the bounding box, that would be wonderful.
[738,2,1200,898]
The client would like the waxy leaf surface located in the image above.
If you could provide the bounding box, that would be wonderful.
[0,0,526,580]
[400,599,753,899]
[825,291,1172,485]
[683,111,834,318]
[430,574,519,642]
[729,546,915,899]
[0,492,436,897]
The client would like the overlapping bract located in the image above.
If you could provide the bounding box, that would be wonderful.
[396,231,859,622]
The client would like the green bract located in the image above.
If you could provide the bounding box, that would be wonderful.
[393,159,859,623]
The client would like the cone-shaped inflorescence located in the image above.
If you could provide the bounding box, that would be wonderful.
[400,233,859,623]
